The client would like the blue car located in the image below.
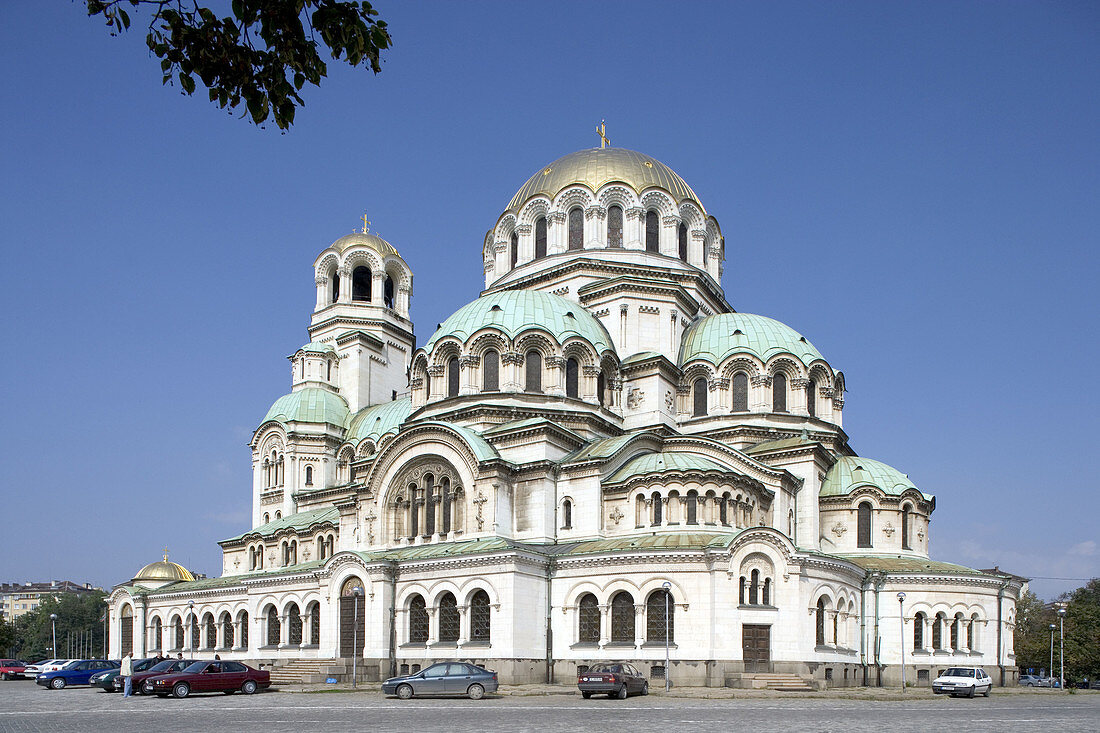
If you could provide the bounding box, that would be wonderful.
[37,659,120,689]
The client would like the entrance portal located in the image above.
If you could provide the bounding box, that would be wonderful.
[339,577,365,658]
[742,624,771,673]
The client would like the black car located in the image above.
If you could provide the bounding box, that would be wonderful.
[578,662,649,699]
[381,662,499,700]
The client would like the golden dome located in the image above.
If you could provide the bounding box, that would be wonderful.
[328,231,403,260]
[132,556,195,585]
[507,148,704,212]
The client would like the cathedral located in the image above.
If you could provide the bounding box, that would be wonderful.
[108,143,1024,688]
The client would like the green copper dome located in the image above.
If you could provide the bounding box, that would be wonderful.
[606,451,734,484]
[346,397,412,445]
[262,388,349,427]
[820,456,932,499]
[680,313,824,367]
[424,290,615,355]
[298,341,335,355]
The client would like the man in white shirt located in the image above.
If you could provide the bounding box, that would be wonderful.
[120,652,134,697]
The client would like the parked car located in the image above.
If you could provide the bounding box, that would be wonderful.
[1019,674,1045,687]
[382,662,498,700]
[146,660,269,698]
[1,660,28,680]
[36,659,120,689]
[932,667,993,698]
[24,659,70,676]
[577,662,649,699]
[134,659,196,694]
[89,658,161,692]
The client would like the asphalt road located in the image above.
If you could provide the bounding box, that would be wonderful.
[1,682,1098,733]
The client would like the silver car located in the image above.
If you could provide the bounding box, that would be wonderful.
[932,666,993,697]
[381,662,498,700]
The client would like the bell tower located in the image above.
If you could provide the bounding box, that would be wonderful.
[309,225,415,412]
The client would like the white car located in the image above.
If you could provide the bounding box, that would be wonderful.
[24,659,70,676]
[932,666,993,697]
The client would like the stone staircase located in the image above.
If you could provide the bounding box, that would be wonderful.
[268,660,336,685]
[750,673,816,692]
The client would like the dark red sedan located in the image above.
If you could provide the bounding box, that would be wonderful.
[146,660,270,698]
[133,658,195,694]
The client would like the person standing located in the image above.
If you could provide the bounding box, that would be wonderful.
[120,651,134,698]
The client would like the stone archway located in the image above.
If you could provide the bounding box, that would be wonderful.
[339,576,365,658]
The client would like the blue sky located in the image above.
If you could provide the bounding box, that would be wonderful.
[1,1,1096,601]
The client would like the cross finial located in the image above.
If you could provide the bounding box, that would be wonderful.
[162,546,170,562]
[596,120,610,149]
[361,214,371,234]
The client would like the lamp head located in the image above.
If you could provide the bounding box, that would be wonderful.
[352,586,363,596]
[1050,623,1056,630]
[50,613,57,621]
[188,599,194,609]
[662,581,672,590]
[1057,607,1066,618]
[896,592,906,602]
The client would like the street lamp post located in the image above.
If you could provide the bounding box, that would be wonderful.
[897,592,906,692]
[351,587,363,688]
[188,600,195,658]
[1049,623,1055,685]
[1057,607,1066,690]
[662,581,672,692]
[50,614,57,662]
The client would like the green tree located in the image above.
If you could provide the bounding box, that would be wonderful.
[1060,579,1100,683]
[0,617,15,658]
[1013,589,1055,675]
[86,0,392,129]
[8,591,108,661]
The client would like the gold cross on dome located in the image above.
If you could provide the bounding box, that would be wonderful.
[162,546,170,562]
[361,214,371,233]
[595,120,610,149]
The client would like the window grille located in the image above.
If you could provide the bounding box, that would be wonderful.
[470,590,491,643]
[678,222,688,260]
[607,206,623,247]
[266,607,280,646]
[565,358,579,398]
[857,502,873,548]
[525,351,542,392]
[409,596,428,643]
[438,594,459,642]
[578,594,599,643]
[535,218,547,259]
[482,350,499,391]
[645,211,659,252]
[693,377,708,416]
[610,592,635,642]
[732,373,748,411]
[568,208,583,250]
[447,357,460,397]
[646,590,674,643]
[773,373,787,412]
[288,605,302,646]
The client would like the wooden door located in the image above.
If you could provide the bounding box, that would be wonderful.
[742,624,771,673]
[339,596,363,658]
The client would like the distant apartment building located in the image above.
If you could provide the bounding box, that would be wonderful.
[0,581,102,621]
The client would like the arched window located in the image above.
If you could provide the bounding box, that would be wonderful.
[692,377,708,417]
[651,491,662,525]
[304,465,313,486]
[914,612,925,649]
[645,211,659,252]
[678,222,688,261]
[266,606,280,647]
[534,217,547,259]
[408,482,418,538]
[732,372,748,411]
[739,576,746,605]
[423,474,436,536]
[525,351,542,393]
[438,593,459,642]
[510,231,518,268]
[578,593,600,643]
[565,358,579,398]
[482,350,499,391]
[203,612,215,649]
[646,589,674,643]
[607,205,623,248]
[807,378,817,417]
[816,598,827,646]
[331,271,340,303]
[275,510,281,520]
[221,612,233,649]
[238,611,249,649]
[562,499,572,529]
[933,613,944,649]
[307,602,320,646]
[762,577,771,606]
[610,591,635,642]
[749,569,759,605]
[409,595,428,643]
[857,502,873,548]
[970,613,980,651]
[441,477,452,535]
[447,356,460,398]
[384,276,394,309]
[151,617,162,650]
[901,505,911,549]
[351,265,371,302]
[951,614,962,650]
[173,617,184,650]
[288,605,302,646]
[597,371,606,406]
[686,490,698,524]
[772,372,787,412]
[568,207,583,250]
[263,512,270,524]
[469,590,491,643]
[190,614,199,650]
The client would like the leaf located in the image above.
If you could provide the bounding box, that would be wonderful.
[179,73,196,95]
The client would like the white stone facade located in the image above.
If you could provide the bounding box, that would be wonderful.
[108,147,1023,688]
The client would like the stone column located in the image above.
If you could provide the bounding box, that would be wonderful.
[427,365,445,400]
[337,267,352,304]
[457,605,470,645]
[315,275,328,310]
[661,215,681,257]
[582,365,600,401]
[545,355,565,397]
[459,355,480,396]
[585,205,605,248]
[690,229,707,268]
[515,224,532,264]
[426,607,438,645]
[502,351,523,391]
[598,604,610,647]
[790,377,811,415]
[372,272,385,306]
[625,207,645,249]
[633,604,646,647]
[547,211,566,254]
[750,374,772,411]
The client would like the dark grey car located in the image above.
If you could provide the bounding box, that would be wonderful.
[381,662,498,699]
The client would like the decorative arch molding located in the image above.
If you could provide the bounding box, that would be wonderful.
[639,189,677,218]
[429,338,464,367]
[560,338,598,367]
[677,202,705,230]
[553,186,596,212]
[494,214,518,242]
[596,184,638,211]
[681,362,716,384]
[766,356,803,379]
[315,254,340,279]
[726,526,799,570]
[720,356,763,380]
[251,423,287,451]
[364,423,489,503]
[517,197,552,228]
[342,247,385,274]
[514,331,557,356]
[807,362,835,389]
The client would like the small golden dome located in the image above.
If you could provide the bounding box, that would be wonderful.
[328,231,403,260]
[507,148,704,212]
[132,554,195,585]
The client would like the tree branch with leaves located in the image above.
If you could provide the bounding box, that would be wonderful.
[86,0,392,129]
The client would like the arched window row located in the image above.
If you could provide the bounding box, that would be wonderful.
[491,195,720,278]
[262,448,285,489]
[314,250,410,317]
[403,589,493,645]
[738,569,774,607]
[679,366,841,419]
[413,342,618,410]
[912,610,982,652]
[390,468,466,543]
[634,489,758,529]
[813,595,859,649]
[280,538,299,566]
[574,589,677,645]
